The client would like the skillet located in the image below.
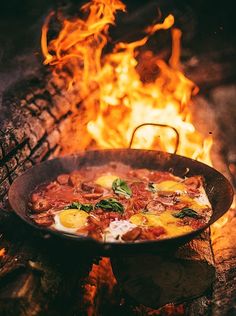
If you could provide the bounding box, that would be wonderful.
[8,149,234,255]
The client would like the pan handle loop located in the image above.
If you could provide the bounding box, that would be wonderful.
[128,123,180,154]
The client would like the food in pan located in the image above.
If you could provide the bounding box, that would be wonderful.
[28,162,212,242]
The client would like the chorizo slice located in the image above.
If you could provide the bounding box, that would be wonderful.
[122,227,142,241]
[57,174,70,185]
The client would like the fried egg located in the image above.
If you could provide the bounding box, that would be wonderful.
[95,174,119,188]
[180,189,211,217]
[129,213,162,227]
[129,211,192,237]
[53,209,88,234]
[158,210,193,237]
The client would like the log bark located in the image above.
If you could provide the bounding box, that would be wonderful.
[211,209,236,316]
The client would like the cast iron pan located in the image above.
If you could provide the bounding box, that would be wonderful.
[8,149,234,255]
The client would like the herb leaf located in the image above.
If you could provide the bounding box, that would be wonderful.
[173,207,201,219]
[112,178,132,198]
[65,202,93,213]
[95,198,124,213]
[148,182,157,193]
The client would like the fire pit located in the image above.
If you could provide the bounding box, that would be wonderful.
[0,1,236,315]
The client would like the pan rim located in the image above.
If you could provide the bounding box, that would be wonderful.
[8,148,234,249]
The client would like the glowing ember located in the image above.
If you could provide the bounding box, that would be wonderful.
[83,258,117,313]
[41,0,212,165]
[0,248,6,257]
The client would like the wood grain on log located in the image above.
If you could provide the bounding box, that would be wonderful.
[0,72,90,211]
[211,209,236,316]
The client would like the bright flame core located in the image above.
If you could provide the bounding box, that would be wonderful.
[42,0,212,165]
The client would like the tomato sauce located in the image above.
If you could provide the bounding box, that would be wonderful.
[28,162,212,242]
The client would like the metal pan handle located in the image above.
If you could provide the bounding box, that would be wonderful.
[128,123,180,154]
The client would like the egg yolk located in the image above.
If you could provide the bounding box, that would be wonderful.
[129,211,193,237]
[155,180,186,192]
[95,174,119,188]
[58,209,88,228]
[129,213,162,227]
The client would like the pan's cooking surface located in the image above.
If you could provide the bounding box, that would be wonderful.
[8,149,234,255]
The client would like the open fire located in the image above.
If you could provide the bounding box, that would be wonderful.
[0,1,235,315]
[39,0,233,312]
[41,0,212,165]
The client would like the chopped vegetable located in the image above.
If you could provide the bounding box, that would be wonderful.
[112,178,132,198]
[95,198,124,213]
[172,207,202,219]
[65,202,93,212]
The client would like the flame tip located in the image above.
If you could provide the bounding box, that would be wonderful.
[42,0,212,165]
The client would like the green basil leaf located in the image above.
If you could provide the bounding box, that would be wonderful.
[112,178,132,198]
[148,182,157,193]
[65,202,93,213]
[172,207,201,219]
[95,198,124,213]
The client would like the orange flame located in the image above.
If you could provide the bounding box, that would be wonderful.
[41,0,212,165]
[42,0,125,95]
[41,4,234,302]
[0,248,6,258]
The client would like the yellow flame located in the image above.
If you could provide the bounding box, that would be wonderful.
[0,248,6,257]
[42,0,212,165]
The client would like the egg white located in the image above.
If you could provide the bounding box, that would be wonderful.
[194,187,211,207]
[103,220,137,242]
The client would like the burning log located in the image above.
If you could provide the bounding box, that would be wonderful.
[0,71,92,213]
[211,210,236,315]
